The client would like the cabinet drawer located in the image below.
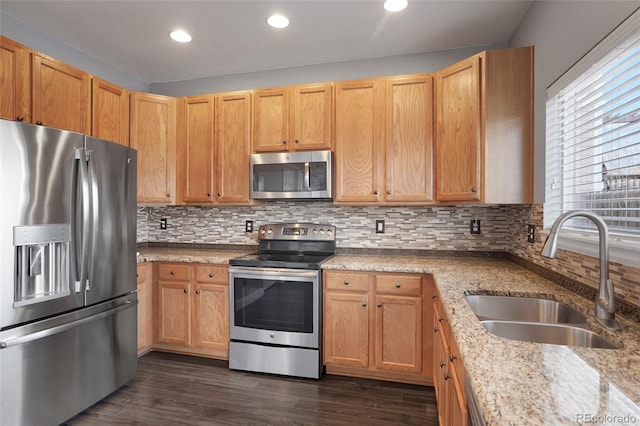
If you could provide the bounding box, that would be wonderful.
[325,271,369,292]
[158,263,191,281]
[376,275,422,295]
[195,265,228,284]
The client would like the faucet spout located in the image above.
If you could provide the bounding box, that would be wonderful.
[540,210,623,330]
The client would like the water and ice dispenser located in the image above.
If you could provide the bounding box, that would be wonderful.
[13,224,71,306]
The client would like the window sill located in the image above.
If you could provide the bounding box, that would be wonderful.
[540,230,640,268]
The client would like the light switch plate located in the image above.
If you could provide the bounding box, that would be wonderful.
[527,224,535,243]
[376,220,385,234]
[470,220,481,234]
[245,220,253,232]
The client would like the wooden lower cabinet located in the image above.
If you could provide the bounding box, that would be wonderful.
[433,289,468,426]
[323,270,433,385]
[136,263,154,355]
[154,263,229,359]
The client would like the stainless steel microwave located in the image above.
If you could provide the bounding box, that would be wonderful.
[250,150,333,200]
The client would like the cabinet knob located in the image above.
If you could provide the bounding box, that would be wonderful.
[471,187,478,193]
[361,302,367,307]
[16,116,24,122]
[217,193,221,197]
[373,190,378,195]
[207,192,211,197]
[395,283,401,288]
[171,271,175,275]
[183,289,187,293]
[209,273,214,278]
[434,327,439,333]
[343,281,349,286]
[432,295,437,300]
[387,191,391,195]
[167,193,171,198]
[136,273,139,278]
[438,317,444,322]
[282,140,287,145]
[295,139,299,144]
[36,121,43,125]
[440,361,446,368]
[450,354,457,362]
[444,374,450,381]
[377,303,382,308]
[196,290,201,294]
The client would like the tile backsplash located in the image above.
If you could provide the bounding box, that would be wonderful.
[137,202,639,310]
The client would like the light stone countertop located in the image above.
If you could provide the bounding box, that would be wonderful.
[138,248,640,424]
[323,254,640,425]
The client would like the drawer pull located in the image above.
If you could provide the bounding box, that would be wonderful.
[440,361,445,368]
[438,317,444,322]
[361,302,367,307]
[209,273,214,278]
[444,374,450,380]
[343,281,349,285]
[395,283,401,288]
[183,289,187,294]
[450,354,457,362]
[171,271,175,275]
[432,295,437,300]
[377,303,382,308]
[433,327,439,333]
[196,290,201,294]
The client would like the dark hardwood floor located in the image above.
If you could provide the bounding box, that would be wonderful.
[64,351,438,426]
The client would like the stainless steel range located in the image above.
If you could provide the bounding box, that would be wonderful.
[228,223,336,379]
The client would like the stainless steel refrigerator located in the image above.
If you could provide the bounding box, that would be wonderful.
[0,119,138,425]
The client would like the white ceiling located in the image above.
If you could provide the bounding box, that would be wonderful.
[0,0,533,84]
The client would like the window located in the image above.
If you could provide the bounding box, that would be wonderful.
[546,10,640,255]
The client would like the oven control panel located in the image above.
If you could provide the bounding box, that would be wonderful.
[257,223,336,241]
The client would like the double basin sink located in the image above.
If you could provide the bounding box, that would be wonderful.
[465,295,618,349]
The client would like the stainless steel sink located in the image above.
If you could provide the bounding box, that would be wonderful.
[465,295,587,324]
[479,320,618,349]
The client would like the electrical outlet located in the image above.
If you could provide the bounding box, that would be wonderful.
[245,220,253,232]
[376,220,385,234]
[527,224,535,243]
[470,219,481,234]
[160,218,167,230]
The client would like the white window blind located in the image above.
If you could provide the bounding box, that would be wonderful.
[546,11,640,238]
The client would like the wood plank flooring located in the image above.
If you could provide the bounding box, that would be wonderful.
[64,351,438,426]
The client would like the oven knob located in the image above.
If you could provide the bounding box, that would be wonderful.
[313,229,317,234]
[327,229,333,235]
[269,333,275,338]
[260,229,266,235]
[267,228,273,234]
[319,229,325,235]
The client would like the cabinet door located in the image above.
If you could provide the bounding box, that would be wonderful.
[374,295,422,374]
[253,88,288,152]
[385,75,434,203]
[215,91,252,203]
[192,283,229,354]
[334,79,384,203]
[136,263,153,352]
[435,56,481,202]
[156,281,190,346]
[324,292,369,368]
[32,52,91,133]
[92,77,129,146]
[291,83,332,151]
[433,310,449,426]
[449,359,469,426]
[130,92,177,204]
[0,36,30,122]
[182,96,215,203]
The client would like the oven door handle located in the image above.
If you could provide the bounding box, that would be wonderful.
[228,267,319,279]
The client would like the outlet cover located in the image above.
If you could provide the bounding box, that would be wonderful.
[376,220,385,234]
[470,220,481,234]
[160,218,167,230]
[245,220,253,232]
[527,224,535,243]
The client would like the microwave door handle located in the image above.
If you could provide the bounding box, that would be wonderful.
[304,162,311,191]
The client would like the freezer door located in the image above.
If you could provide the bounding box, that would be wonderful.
[0,293,137,426]
[0,120,85,328]
[83,137,137,305]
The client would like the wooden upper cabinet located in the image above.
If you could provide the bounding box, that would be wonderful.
[291,83,332,150]
[253,83,332,152]
[215,91,252,203]
[91,77,129,145]
[32,52,91,134]
[130,92,177,204]
[179,95,215,204]
[435,56,481,202]
[0,36,30,122]
[253,88,289,152]
[385,74,434,203]
[334,79,384,203]
[435,47,533,204]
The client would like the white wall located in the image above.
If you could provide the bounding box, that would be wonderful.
[509,1,639,203]
[0,11,148,92]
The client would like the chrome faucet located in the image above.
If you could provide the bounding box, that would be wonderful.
[541,210,623,330]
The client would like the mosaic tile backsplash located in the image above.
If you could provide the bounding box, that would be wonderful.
[137,202,639,309]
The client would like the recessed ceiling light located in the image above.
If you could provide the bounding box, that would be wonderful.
[267,14,289,29]
[169,30,192,43]
[384,0,408,12]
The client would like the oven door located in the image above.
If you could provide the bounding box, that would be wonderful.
[228,267,320,349]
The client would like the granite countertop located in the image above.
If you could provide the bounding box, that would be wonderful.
[323,254,640,425]
[138,248,640,424]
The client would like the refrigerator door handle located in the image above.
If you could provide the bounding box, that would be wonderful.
[73,148,91,293]
[0,299,136,349]
[86,150,98,292]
